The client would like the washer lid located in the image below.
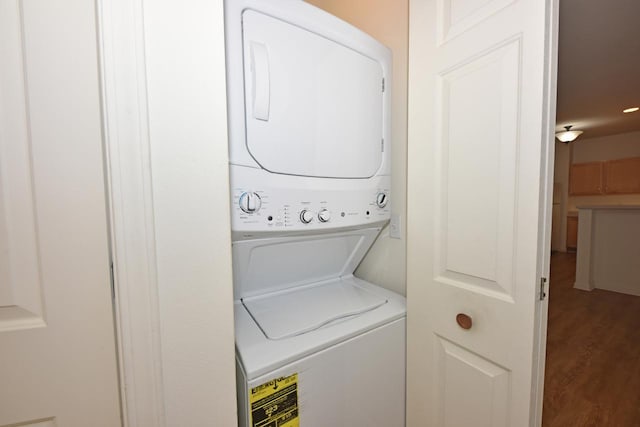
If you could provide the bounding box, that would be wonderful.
[242,278,387,340]
[235,277,406,380]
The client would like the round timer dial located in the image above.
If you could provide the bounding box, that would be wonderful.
[376,192,388,208]
[239,192,262,213]
[300,209,314,224]
[318,209,331,223]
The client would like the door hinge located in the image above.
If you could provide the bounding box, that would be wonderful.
[382,78,385,92]
[381,138,384,152]
[110,262,116,301]
[539,277,547,301]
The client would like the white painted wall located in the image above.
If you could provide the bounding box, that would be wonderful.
[552,142,570,251]
[553,131,640,252]
[568,130,640,211]
[142,1,237,425]
[591,209,640,296]
[305,0,409,295]
[572,130,640,163]
[574,207,640,296]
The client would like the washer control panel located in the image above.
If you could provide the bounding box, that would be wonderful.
[231,187,390,232]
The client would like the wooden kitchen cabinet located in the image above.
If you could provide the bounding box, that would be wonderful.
[604,157,640,194]
[569,162,604,195]
[566,215,578,251]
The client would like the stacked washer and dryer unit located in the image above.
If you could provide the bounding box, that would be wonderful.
[225,1,406,426]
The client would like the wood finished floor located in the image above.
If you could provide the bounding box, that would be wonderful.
[543,252,640,426]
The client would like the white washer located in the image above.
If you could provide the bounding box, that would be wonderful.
[225,1,405,426]
[233,230,406,427]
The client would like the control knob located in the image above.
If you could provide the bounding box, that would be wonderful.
[318,209,331,223]
[239,192,262,213]
[300,209,314,224]
[376,192,388,208]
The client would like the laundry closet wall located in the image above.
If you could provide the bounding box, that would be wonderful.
[306,0,409,295]
[100,0,238,424]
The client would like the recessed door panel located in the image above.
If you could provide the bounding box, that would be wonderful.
[436,337,510,427]
[437,39,520,299]
[0,0,121,424]
[242,10,384,178]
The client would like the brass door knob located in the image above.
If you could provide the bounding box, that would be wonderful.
[456,313,472,330]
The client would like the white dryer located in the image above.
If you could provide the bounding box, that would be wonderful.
[225,1,406,426]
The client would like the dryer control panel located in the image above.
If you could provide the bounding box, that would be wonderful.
[229,167,390,233]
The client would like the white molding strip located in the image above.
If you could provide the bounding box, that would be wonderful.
[96,0,166,425]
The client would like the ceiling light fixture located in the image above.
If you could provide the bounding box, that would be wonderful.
[555,125,583,143]
[623,107,639,113]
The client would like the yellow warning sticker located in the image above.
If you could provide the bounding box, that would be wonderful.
[250,373,299,427]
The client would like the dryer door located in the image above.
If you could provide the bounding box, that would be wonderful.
[242,10,384,179]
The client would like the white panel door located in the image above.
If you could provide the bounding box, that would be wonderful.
[406,0,557,426]
[0,0,121,425]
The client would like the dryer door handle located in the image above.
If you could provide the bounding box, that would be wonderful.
[250,41,270,121]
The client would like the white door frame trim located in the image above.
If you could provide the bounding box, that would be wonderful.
[97,0,166,425]
[96,0,557,424]
[532,0,559,425]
